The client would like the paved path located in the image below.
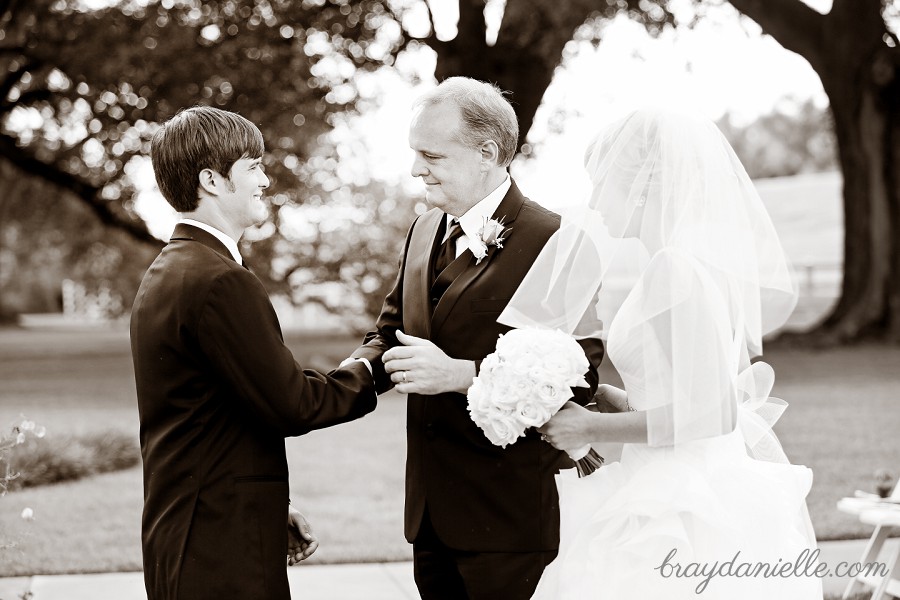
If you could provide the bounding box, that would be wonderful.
[0,562,419,600]
[1,539,897,599]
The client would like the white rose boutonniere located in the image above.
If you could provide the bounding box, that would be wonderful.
[469,216,510,265]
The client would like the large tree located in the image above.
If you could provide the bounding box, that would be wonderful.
[392,0,899,343]
[724,0,899,343]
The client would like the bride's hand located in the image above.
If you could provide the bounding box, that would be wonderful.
[538,402,596,453]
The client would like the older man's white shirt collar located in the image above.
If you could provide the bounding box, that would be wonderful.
[445,175,511,257]
[178,219,243,265]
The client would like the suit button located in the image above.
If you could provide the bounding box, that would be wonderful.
[425,424,435,439]
[431,297,439,304]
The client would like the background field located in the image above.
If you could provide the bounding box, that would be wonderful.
[1,325,898,577]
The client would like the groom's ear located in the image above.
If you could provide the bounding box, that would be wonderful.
[479,140,500,168]
[198,168,219,197]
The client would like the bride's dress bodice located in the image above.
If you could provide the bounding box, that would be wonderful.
[606,247,742,448]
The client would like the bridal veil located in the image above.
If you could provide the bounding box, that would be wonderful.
[499,108,799,453]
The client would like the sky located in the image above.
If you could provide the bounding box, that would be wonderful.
[133,0,832,237]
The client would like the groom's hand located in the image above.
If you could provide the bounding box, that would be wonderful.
[384,331,475,395]
[287,506,319,565]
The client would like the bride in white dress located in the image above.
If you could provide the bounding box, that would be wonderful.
[499,108,823,598]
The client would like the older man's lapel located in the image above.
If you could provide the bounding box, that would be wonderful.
[431,181,526,334]
[402,209,444,339]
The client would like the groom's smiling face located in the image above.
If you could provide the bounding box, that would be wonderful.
[409,101,485,216]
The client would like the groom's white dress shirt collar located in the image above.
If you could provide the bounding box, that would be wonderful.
[178,219,243,265]
[445,174,511,258]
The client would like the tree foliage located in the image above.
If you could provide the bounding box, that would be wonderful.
[0,0,414,320]
[0,160,158,321]
[5,0,897,340]
[717,98,837,179]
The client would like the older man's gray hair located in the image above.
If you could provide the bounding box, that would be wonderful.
[415,77,519,167]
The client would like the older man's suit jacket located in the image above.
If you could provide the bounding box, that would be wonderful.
[353,181,604,552]
[131,223,376,600]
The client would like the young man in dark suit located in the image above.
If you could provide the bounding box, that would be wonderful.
[351,78,605,599]
[131,106,376,600]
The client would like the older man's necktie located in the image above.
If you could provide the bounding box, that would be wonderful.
[432,218,464,279]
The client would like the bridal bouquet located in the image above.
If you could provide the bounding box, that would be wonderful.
[467,328,605,477]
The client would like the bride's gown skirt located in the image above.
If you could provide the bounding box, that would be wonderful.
[535,251,822,599]
[533,430,822,599]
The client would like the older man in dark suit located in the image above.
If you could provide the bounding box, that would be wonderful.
[131,106,376,600]
[351,78,605,600]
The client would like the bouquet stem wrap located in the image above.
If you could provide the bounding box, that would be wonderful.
[467,328,604,477]
[568,444,605,478]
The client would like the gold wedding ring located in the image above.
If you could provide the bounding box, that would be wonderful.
[402,371,408,383]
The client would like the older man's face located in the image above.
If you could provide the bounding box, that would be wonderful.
[408,101,485,217]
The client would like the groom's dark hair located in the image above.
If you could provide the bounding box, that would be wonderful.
[151,106,265,212]
[415,77,519,167]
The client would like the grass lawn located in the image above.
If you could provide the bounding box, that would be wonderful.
[0,326,898,576]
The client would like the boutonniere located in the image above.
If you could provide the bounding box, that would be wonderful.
[470,216,511,265]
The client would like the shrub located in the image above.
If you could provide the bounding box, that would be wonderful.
[0,419,45,494]
[2,430,140,491]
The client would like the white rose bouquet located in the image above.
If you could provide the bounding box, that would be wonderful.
[466,328,605,477]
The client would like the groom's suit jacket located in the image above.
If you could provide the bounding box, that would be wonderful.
[353,181,605,552]
[131,223,377,600]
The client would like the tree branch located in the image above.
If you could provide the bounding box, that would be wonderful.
[452,0,489,54]
[0,59,39,108]
[422,0,439,41]
[0,0,16,21]
[830,0,888,48]
[727,0,827,70]
[3,88,52,111]
[0,134,162,247]
[396,0,445,53]
[0,0,26,35]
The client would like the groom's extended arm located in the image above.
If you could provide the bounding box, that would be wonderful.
[350,220,418,394]
[197,268,376,436]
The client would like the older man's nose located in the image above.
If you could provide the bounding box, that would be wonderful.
[411,156,428,178]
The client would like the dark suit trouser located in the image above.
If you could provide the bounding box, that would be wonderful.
[412,508,557,600]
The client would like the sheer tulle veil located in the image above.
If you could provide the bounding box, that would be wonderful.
[499,108,800,456]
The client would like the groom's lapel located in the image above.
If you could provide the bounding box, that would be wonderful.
[402,209,444,339]
[431,181,527,334]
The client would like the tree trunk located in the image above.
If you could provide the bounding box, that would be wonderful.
[714,0,900,343]
[427,0,595,152]
[799,47,900,343]
[432,45,556,151]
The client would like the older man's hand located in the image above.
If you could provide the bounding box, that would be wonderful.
[383,331,476,395]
